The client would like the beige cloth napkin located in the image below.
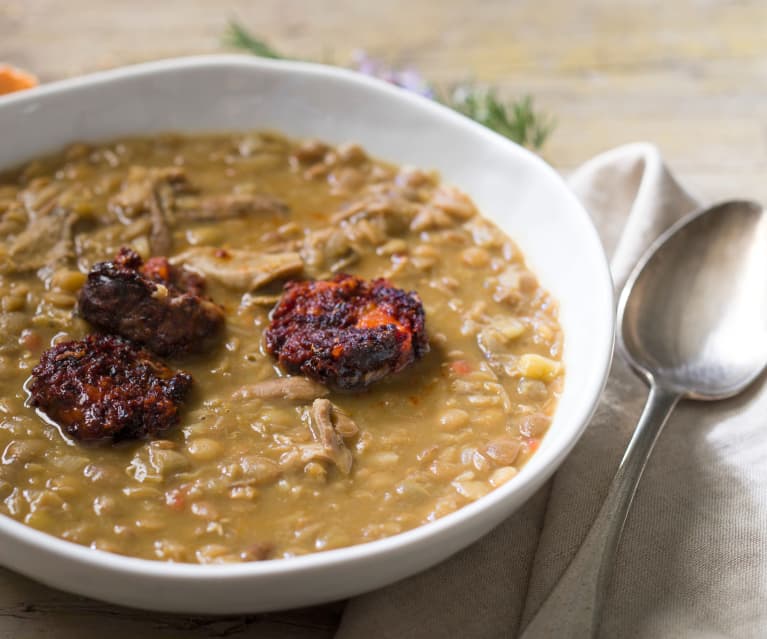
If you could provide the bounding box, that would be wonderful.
[336,144,767,639]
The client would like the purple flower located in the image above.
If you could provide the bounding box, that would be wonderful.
[351,50,434,98]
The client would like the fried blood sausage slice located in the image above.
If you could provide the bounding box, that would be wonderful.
[78,247,224,357]
[29,334,192,442]
[264,273,428,391]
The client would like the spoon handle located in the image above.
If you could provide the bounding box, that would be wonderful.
[519,384,680,639]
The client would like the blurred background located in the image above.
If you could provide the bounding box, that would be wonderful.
[2,0,765,204]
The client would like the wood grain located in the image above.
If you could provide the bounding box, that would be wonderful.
[0,565,342,638]
[0,0,765,635]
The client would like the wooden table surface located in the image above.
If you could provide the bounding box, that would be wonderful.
[0,0,766,636]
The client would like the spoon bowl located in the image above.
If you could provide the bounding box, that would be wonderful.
[619,200,767,399]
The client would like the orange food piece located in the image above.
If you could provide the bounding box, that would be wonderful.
[18,329,42,354]
[0,65,38,96]
[356,304,401,330]
[165,487,187,511]
[525,437,541,454]
[450,360,472,375]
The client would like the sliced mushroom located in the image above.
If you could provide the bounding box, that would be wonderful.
[108,166,194,220]
[175,193,289,221]
[107,166,197,255]
[301,227,360,275]
[2,212,75,273]
[109,165,288,232]
[20,181,65,220]
[330,193,417,230]
[233,377,329,402]
[331,405,359,438]
[305,398,353,475]
[171,246,303,291]
[148,186,173,255]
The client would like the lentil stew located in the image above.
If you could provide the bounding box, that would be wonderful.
[0,132,563,563]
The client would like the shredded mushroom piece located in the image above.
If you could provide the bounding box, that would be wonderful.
[331,405,359,438]
[233,377,329,402]
[108,166,194,220]
[148,186,173,255]
[171,246,303,290]
[305,398,353,475]
[4,213,75,273]
[107,166,196,255]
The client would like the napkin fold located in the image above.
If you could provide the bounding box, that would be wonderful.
[337,144,767,639]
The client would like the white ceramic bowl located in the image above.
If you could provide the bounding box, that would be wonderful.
[0,55,614,613]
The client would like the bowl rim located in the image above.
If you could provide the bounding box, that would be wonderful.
[0,54,615,581]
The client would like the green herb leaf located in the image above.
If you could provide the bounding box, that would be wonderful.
[443,86,555,150]
[222,20,285,59]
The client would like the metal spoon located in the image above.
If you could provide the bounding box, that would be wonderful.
[521,200,767,638]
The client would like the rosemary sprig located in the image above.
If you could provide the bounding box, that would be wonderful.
[222,20,285,60]
[222,20,554,150]
[443,87,555,149]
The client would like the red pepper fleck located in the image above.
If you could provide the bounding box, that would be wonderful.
[19,329,42,354]
[450,360,472,375]
[165,488,187,511]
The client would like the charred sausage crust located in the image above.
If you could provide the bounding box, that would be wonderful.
[78,247,224,357]
[264,274,428,390]
[29,334,192,442]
